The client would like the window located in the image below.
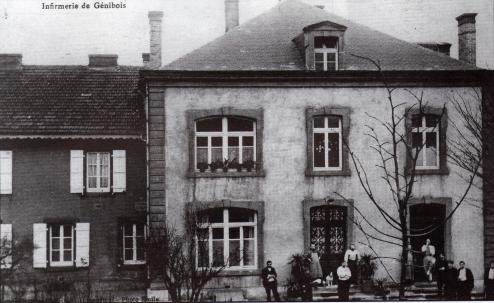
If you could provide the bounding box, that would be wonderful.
[313,116,342,170]
[314,36,338,71]
[411,114,440,169]
[33,222,90,268]
[197,208,257,270]
[0,151,12,194]
[195,117,256,170]
[49,224,74,267]
[122,223,146,265]
[87,152,110,192]
[70,150,126,194]
[306,107,350,176]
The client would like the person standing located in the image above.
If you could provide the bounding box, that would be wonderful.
[435,253,447,295]
[261,260,280,302]
[337,261,352,301]
[457,261,474,300]
[308,244,323,284]
[484,261,494,299]
[421,239,436,282]
[405,244,414,285]
[344,244,360,284]
[443,260,458,300]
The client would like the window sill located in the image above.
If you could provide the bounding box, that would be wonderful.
[408,167,449,176]
[216,268,261,277]
[305,168,351,177]
[36,266,87,272]
[118,263,147,271]
[187,170,266,178]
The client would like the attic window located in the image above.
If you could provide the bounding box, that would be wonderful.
[314,36,338,71]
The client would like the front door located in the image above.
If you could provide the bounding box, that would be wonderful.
[410,203,446,281]
[310,205,347,277]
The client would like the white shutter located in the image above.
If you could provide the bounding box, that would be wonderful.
[70,150,84,193]
[112,150,126,193]
[0,151,12,194]
[1,224,12,268]
[75,223,90,267]
[33,223,47,268]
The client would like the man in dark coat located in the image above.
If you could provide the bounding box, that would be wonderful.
[261,260,280,302]
[443,260,458,300]
[457,260,474,300]
[435,253,448,295]
[484,261,494,299]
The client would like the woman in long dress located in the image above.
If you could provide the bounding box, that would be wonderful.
[405,244,414,284]
[309,244,323,283]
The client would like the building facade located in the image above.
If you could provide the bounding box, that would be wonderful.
[0,55,147,299]
[144,0,487,299]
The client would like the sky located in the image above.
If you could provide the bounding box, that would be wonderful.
[0,0,492,68]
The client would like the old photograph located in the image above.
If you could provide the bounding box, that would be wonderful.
[0,0,493,301]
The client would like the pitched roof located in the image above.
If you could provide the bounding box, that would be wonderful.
[165,0,477,71]
[0,66,144,138]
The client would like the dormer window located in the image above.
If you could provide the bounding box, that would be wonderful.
[314,36,338,71]
[292,21,347,71]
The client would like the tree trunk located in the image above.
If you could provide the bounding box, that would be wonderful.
[399,221,409,300]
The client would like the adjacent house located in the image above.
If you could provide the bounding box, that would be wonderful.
[0,54,147,297]
[142,0,488,299]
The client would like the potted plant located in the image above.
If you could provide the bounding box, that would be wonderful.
[286,253,312,301]
[373,277,389,300]
[359,253,377,292]
[242,159,255,172]
[209,159,222,172]
[197,162,208,173]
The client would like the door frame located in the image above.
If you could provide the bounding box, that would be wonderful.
[408,197,453,261]
[302,198,354,256]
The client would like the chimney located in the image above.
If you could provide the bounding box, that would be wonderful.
[88,54,118,67]
[148,11,163,68]
[225,0,239,33]
[0,54,22,70]
[456,13,477,65]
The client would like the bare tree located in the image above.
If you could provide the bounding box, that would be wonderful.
[0,237,33,303]
[333,54,481,299]
[147,204,227,303]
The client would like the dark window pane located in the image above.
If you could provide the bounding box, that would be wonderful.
[211,137,222,147]
[243,136,254,147]
[227,117,254,131]
[212,228,224,240]
[412,132,422,148]
[327,53,336,61]
[315,63,324,71]
[243,240,255,265]
[243,226,255,238]
[124,224,133,236]
[52,225,60,237]
[52,251,60,262]
[315,53,324,62]
[326,62,337,71]
[124,238,133,249]
[228,137,239,146]
[212,241,224,267]
[411,115,422,128]
[314,36,338,48]
[136,224,145,237]
[229,227,240,239]
[52,239,60,250]
[229,240,241,266]
[63,250,72,261]
[229,208,254,222]
[63,225,72,236]
[203,208,223,223]
[196,137,208,147]
[198,240,209,267]
[137,248,145,260]
[314,133,325,167]
[136,238,145,251]
[124,249,133,260]
[313,116,324,128]
[196,118,222,132]
[328,133,340,167]
[63,238,72,249]
[425,132,437,148]
[426,115,439,127]
[327,116,340,128]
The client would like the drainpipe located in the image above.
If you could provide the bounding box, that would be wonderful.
[145,82,151,283]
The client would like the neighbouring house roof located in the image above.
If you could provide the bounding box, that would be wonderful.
[164,0,478,71]
[0,65,144,139]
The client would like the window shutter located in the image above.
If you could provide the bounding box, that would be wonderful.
[112,150,126,193]
[33,223,47,268]
[1,224,12,268]
[70,150,84,194]
[75,223,90,267]
[0,151,12,194]
[118,223,123,266]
